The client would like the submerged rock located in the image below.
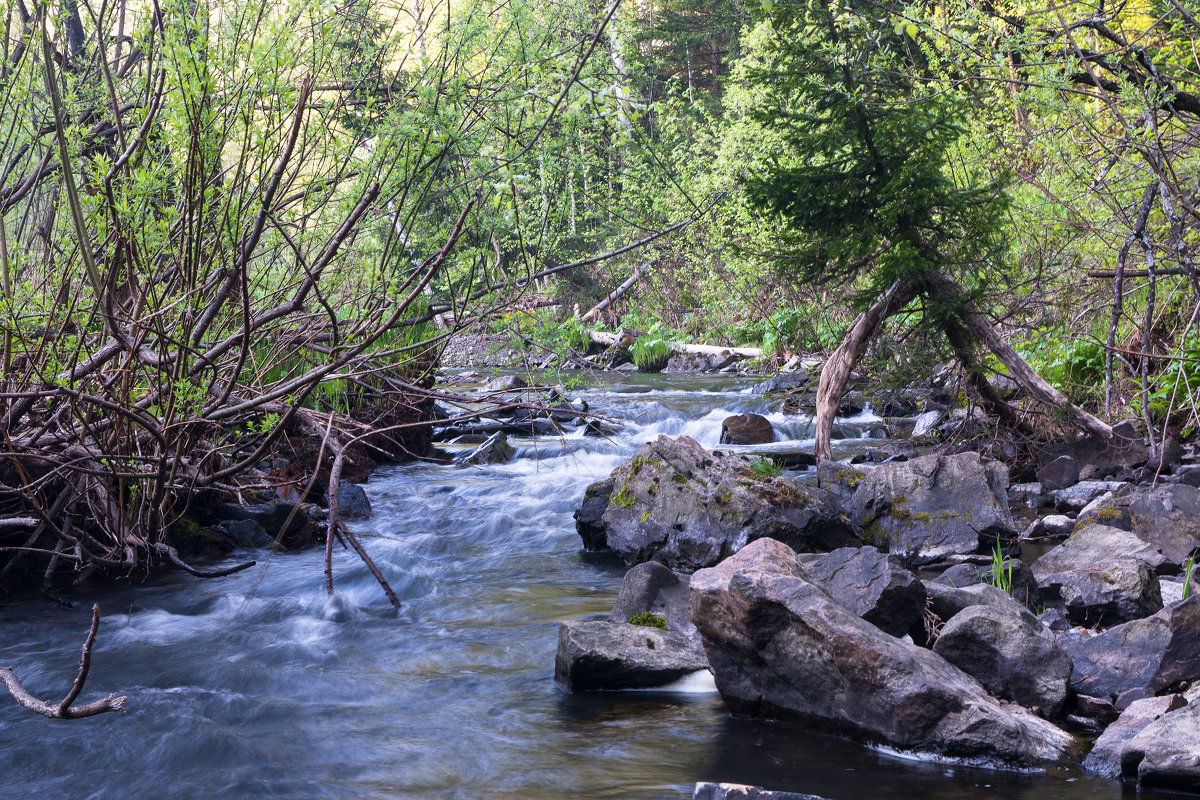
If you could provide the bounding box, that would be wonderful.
[577,435,855,570]
[851,452,1016,564]
[689,539,1076,767]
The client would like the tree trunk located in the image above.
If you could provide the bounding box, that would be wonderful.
[930,271,1114,440]
[814,280,917,461]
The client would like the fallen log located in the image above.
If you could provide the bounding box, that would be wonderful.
[583,328,762,358]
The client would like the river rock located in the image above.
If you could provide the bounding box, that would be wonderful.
[1049,481,1127,511]
[610,561,696,638]
[328,481,371,519]
[720,413,775,445]
[804,546,926,637]
[932,605,1071,717]
[554,619,708,691]
[574,478,614,551]
[580,435,855,570]
[693,785,830,800]
[1074,484,1200,568]
[932,559,1040,611]
[923,581,1040,629]
[851,452,1016,564]
[1064,595,1200,701]
[1083,694,1188,777]
[457,432,515,465]
[665,352,741,373]
[216,501,319,549]
[750,372,810,395]
[1037,455,1080,491]
[815,461,865,507]
[1031,524,1164,625]
[1117,699,1200,791]
[689,539,1076,766]
[1037,421,1148,479]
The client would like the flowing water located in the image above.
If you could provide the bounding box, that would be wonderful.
[0,374,1149,799]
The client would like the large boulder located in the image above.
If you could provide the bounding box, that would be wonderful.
[931,605,1071,718]
[1074,484,1200,568]
[554,619,708,692]
[804,546,926,637]
[851,452,1016,564]
[1083,694,1188,777]
[720,413,775,445]
[1063,595,1200,702]
[1031,524,1164,626]
[579,436,855,570]
[689,539,1076,766]
[1120,700,1200,792]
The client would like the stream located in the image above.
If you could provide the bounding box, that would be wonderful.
[0,373,1154,799]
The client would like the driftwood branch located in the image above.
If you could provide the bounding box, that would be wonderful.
[0,604,127,719]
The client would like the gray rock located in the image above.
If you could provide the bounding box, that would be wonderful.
[689,539,1076,766]
[720,413,776,445]
[1008,482,1044,509]
[1075,484,1200,568]
[328,481,371,519]
[1037,421,1149,479]
[610,561,696,638]
[216,501,318,549]
[1049,481,1127,511]
[1064,596,1200,701]
[804,546,926,637]
[1160,575,1200,606]
[573,478,614,551]
[458,432,515,465]
[932,605,1071,717]
[924,581,1041,629]
[586,435,856,570]
[1120,700,1200,792]
[816,461,865,508]
[693,784,830,800]
[665,352,741,373]
[215,518,270,547]
[1040,514,1076,537]
[484,374,527,391]
[1031,524,1164,625]
[554,619,708,691]
[911,410,944,437]
[852,452,1016,564]
[1083,694,1188,777]
[1037,455,1080,491]
[750,372,810,395]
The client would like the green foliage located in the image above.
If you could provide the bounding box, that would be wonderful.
[986,542,1014,596]
[739,0,1009,307]
[747,456,783,476]
[631,335,673,370]
[1185,556,1196,601]
[628,611,668,629]
[1019,332,1107,403]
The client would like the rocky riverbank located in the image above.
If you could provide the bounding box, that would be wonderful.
[559,419,1200,792]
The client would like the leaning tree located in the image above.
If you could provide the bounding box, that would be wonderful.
[739,0,1114,461]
